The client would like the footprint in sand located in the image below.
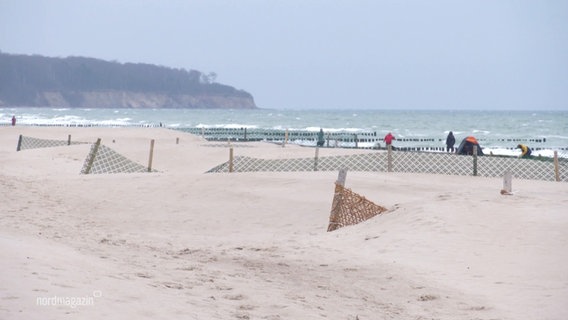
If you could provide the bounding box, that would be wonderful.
[418,294,438,301]
[223,293,245,301]
[238,304,256,310]
[437,193,452,200]
[161,282,184,290]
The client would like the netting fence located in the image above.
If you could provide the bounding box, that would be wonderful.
[207,146,568,182]
[13,133,567,181]
[15,135,152,174]
[80,139,151,174]
[16,134,89,151]
[327,180,389,232]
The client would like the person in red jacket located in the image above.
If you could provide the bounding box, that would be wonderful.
[384,132,395,149]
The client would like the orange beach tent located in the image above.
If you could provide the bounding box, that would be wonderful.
[457,136,484,155]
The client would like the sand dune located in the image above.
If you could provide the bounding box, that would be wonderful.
[1,126,567,320]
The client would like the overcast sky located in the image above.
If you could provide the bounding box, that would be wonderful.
[1,0,567,110]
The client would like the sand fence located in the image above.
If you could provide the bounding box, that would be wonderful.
[208,145,567,182]
[327,169,389,232]
[12,133,564,234]
[16,134,153,174]
[14,133,567,181]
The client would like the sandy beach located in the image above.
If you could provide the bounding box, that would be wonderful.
[1,126,567,320]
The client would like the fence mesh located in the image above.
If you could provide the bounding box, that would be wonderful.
[327,183,389,232]
[16,135,151,174]
[14,134,566,180]
[17,135,88,151]
[207,148,568,182]
[80,143,150,174]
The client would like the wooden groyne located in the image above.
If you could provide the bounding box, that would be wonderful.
[3,123,565,151]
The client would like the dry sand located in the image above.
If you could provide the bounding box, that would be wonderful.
[1,126,567,320]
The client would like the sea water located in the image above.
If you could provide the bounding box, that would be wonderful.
[1,107,567,157]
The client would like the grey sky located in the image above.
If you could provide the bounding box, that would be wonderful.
[1,0,567,110]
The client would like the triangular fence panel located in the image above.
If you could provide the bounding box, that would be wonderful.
[327,183,388,232]
[81,143,150,174]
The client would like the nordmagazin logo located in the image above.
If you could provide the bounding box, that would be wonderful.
[36,291,102,308]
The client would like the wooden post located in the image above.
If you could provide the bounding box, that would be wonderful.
[147,139,155,172]
[328,169,348,232]
[554,151,560,182]
[244,127,247,141]
[387,144,393,172]
[16,134,23,151]
[176,137,179,144]
[354,134,358,148]
[84,138,101,174]
[337,168,347,186]
[501,170,513,195]
[314,147,320,171]
[283,129,288,148]
[326,133,330,148]
[472,145,478,176]
[68,134,71,146]
[229,147,234,173]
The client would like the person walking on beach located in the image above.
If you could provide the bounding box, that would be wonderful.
[446,131,455,152]
[517,144,532,158]
[384,132,395,149]
[317,128,325,147]
[11,115,16,126]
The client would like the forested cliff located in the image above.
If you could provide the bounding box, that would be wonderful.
[0,52,257,109]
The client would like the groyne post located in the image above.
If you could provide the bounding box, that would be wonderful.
[68,134,71,146]
[147,139,155,172]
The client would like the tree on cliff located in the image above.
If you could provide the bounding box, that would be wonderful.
[0,52,256,108]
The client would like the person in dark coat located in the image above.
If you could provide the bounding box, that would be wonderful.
[446,131,455,152]
[316,128,325,147]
